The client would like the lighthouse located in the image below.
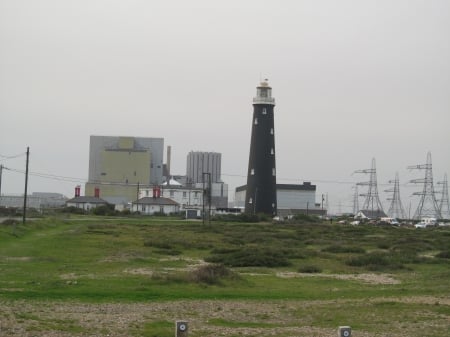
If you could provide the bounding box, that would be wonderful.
[245,80,277,215]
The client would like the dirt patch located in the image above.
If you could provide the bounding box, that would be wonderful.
[276,272,401,284]
[123,268,154,276]
[0,298,448,337]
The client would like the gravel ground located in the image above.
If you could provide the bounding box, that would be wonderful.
[1,297,449,337]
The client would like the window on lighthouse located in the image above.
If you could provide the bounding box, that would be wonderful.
[254,118,258,125]
[271,148,274,155]
[272,168,276,176]
[251,168,255,175]
[270,128,274,135]
[262,108,267,115]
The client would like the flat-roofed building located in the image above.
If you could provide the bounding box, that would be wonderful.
[235,182,325,217]
[85,135,164,204]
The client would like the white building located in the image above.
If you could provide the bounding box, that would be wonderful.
[66,196,109,211]
[139,182,203,211]
[131,197,180,215]
[235,182,325,216]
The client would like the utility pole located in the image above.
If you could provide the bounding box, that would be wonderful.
[136,182,140,202]
[321,194,324,216]
[22,147,30,226]
[202,172,211,225]
[0,164,3,205]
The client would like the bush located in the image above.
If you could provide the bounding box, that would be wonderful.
[298,265,322,273]
[91,204,116,216]
[206,246,291,268]
[60,206,85,214]
[189,264,239,285]
[436,251,450,259]
[322,244,366,254]
[345,252,405,271]
[292,214,322,224]
[0,207,19,216]
[1,218,20,226]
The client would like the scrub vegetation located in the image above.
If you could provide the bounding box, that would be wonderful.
[0,215,449,336]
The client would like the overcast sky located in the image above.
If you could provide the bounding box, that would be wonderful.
[1,0,449,214]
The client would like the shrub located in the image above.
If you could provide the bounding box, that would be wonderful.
[292,214,322,224]
[436,251,450,259]
[189,264,239,285]
[91,204,116,216]
[153,248,182,256]
[377,242,391,249]
[298,265,322,273]
[60,206,85,214]
[206,246,291,268]
[322,244,365,254]
[121,209,131,215]
[144,240,173,249]
[1,218,20,226]
[0,207,19,216]
[345,252,405,271]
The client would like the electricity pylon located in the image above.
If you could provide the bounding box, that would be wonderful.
[385,172,407,219]
[354,158,385,217]
[437,173,450,219]
[408,152,441,219]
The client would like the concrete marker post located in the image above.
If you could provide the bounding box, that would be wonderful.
[338,326,352,337]
[175,320,188,337]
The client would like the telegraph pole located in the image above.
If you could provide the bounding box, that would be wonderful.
[0,164,3,204]
[22,147,30,225]
[136,182,140,202]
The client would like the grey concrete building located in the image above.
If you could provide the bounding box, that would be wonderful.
[186,151,221,185]
[85,135,164,203]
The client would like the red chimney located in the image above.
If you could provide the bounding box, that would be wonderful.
[75,186,81,197]
[94,187,100,198]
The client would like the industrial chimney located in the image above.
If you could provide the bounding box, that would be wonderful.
[75,185,81,197]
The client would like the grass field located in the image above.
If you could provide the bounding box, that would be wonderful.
[0,215,449,336]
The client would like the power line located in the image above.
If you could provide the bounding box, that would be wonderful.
[222,172,358,185]
[4,167,87,184]
[0,152,26,160]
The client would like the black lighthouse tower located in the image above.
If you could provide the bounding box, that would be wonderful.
[245,80,277,215]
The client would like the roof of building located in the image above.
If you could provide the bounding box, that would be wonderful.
[162,178,182,186]
[356,209,387,219]
[236,182,316,192]
[66,196,109,204]
[133,197,179,206]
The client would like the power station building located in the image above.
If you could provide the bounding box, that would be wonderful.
[245,80,277,215]
[186,151,221,185]
[185,151,228,208]
[85,135,164,204]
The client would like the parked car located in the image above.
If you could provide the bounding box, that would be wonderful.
[415,222,428,228]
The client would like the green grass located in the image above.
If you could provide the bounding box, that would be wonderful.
[1,217,449,301]
[0,216,449,336]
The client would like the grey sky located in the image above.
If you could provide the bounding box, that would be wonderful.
[1,0,449,214]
